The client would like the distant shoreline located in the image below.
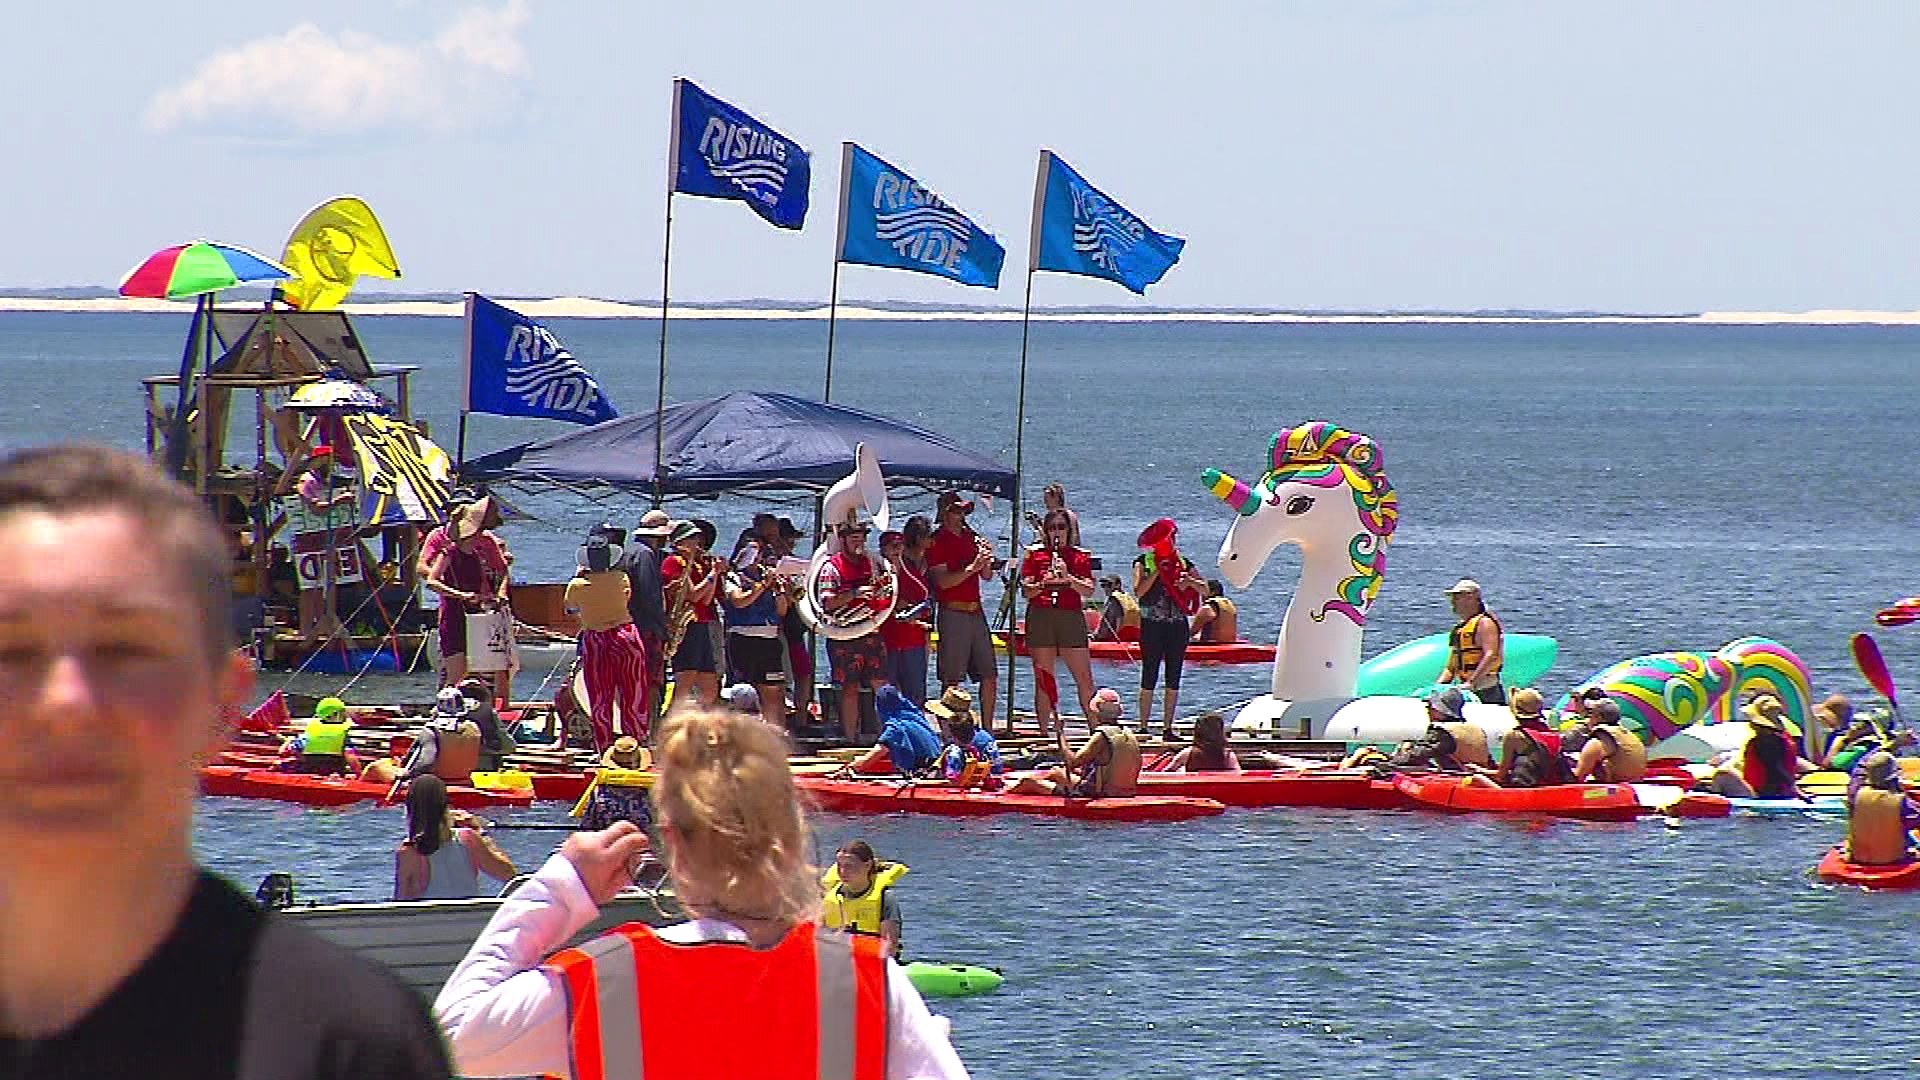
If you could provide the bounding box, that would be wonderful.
[5,294,1920,325]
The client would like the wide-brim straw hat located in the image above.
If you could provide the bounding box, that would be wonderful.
[925,686,974,722]
[602,736,650,770]
[451,495,502,541]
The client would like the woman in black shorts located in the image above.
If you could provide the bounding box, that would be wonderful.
[1020,508,1096,736]
[1132,518,1204,739]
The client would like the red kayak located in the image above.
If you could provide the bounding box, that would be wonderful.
[1137,769,1410,810]
[794,777,1223,822]
[1815,846,1920,890]
[197,765,534,810]
[1392,773,1643,822]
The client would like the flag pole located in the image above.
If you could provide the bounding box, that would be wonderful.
[1004,150,1050,733]
[825,141,853,403]
[457,292,475,469]
[655,80,684,510]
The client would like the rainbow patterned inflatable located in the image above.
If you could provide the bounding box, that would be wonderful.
[1553,636,1812,742]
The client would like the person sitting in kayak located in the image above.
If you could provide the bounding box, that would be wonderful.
[580,736,655,833]
[1161,711,1242,772]
[457,676,516,773]
[1567,698,1649,783]
[1466,688,1569,788]
[1188,581,1238,644]
[1093,575,1140,643]
[394,775,516,901]
[1844,751,1920,866]
[1816,695,1916,770]
[364,688,486,788]
[839,684,945,777]
[822,840,906,957]
[1345,688,1491,775]
[277,696,362,776]
[927,687,1004,788]
[1703,698,1812,798]
[1008,688,1142,797]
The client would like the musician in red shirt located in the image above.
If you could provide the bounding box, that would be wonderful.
[1020,508,1095,737]
[925,492,999,732]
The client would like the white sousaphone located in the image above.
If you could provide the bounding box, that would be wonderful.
[798,442,897,640]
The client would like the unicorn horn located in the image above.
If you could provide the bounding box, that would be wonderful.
[1202,468,1260,517]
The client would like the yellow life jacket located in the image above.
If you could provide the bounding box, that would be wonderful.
[1596,724,1647,782]
[1438,722,1492,768]
[1201,597,1238,642]
[1848,788,1912,866]
[1093,725,1141,797]
[301,716,351,757]
[1114,592,1141,632]
[821,861,909,935]
[1448,611,1503,684]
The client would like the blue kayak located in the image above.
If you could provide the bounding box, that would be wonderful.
[1726,795,1846,818]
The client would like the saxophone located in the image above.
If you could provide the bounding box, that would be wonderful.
[663,553,709,659]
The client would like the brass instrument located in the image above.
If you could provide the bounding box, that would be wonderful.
[663,552,712,660]
[798,442,898,639]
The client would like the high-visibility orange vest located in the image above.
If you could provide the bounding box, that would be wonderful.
[545,921,889,1080]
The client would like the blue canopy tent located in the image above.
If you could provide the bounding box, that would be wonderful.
[460,391,1015,500]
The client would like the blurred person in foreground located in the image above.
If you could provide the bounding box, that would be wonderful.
[435,706,969,1079]
[0,445,449,1078]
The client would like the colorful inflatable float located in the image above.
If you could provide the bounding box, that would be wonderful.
[1556,636,1814,746]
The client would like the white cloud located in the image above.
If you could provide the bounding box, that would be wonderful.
[142,1,530,136]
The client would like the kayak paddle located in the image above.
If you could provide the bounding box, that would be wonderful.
[1851,632,1901,719]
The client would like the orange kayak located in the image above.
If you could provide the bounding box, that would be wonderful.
[795,777,1223,822]
[197,764,534,810]
[1815,846,1920,890]
[1136,769,1410,810]
[1392,773,1643,822]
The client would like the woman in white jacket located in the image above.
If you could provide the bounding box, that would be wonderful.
[434,705,969,1080]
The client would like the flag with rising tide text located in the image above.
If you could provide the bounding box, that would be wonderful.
[464,294,618,425]
[669,79,810,230]
[1029,151,1184,294]
[837,143,1004,287]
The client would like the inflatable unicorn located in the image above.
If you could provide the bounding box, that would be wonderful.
[1203,421,1515,744]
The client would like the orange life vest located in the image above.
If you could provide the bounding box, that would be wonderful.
[1848,787,1912,866]
[1448,610,1503,685]
[546,922,889,1080]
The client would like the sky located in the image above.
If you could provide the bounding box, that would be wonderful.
[9,1,1920,312]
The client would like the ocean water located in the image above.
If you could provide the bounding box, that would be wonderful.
[5,310,1919,1077]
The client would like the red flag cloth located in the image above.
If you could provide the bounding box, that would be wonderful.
[243,690,291,734]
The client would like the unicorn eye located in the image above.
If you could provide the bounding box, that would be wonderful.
[1285,495,1314,515]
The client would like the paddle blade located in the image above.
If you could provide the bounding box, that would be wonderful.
[1876,608,1920,627]
[1852,632,1899,707]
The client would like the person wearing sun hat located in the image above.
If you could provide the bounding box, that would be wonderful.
[616,510,673,723]
[926,492,1000,732]
[1843,750,1920,865]
[279,440,358,642]
[567,528,651,750]
[1704,696,1813,798]
[578,735,658,833]
[420,492,511,694]
[1468,687,1568,788]
[926,687,1003,786]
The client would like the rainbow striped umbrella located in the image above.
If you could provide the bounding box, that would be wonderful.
[118,239,292,299]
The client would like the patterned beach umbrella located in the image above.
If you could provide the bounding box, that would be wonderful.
[118,239,292,299]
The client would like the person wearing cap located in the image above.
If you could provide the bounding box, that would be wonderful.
[1010,687,1143,797]
[662,518,722,709]
[1844,751,1920,865]
[421,494,511,694]
[277,696,363,776]
[1093,574,1140,643]
[926,492,1000,732]
[1343,688,1491,774]
[878,528,933,706]
[382,688,485,786]
[567,530,650,751]
[723,536,793,730]
[926,687,1004,786]
[1468,687,1569,787]
[277,441,358,642]
[1439,579,1506,705]
[579,736,656,833]
[457,676,517,771]
[616,510,673,723]
[1702,696,1811,798]
[1021,506,1096,738]
[1568,698,1649,783]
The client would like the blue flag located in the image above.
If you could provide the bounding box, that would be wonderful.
[1030,151,1184,294]
[669,79,810,230]
[464,294,618,425]
[836,143,1004,288]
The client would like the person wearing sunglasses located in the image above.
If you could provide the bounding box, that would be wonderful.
[1019,507,1096,736]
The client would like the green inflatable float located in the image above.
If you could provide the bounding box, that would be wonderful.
[903,962,1004,998]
